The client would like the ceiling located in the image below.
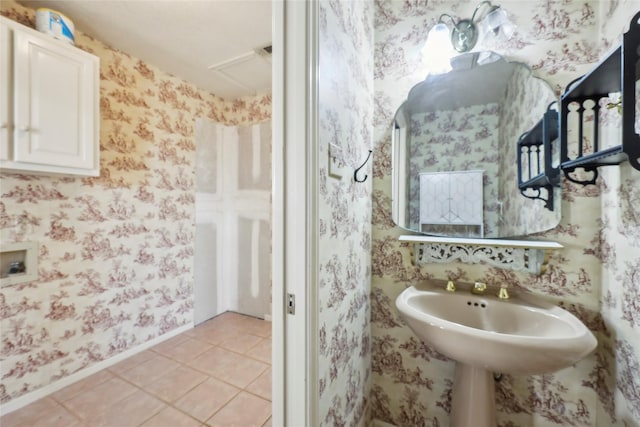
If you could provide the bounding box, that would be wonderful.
[18,0,272,100]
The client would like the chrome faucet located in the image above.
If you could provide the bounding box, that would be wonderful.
[471,281,487,295]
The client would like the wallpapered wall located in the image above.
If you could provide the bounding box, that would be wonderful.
[372,1,639,426]
[0,1,270,405]
[408,103,501,237]
[317,1,373,425]
[498,64,560,237]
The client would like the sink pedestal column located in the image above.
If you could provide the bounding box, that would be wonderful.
[450,364,496,427]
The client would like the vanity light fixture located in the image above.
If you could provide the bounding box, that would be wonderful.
[427,1,514,54]
[422,21,455,74]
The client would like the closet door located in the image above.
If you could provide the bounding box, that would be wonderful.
[0,20,11,160]
[13,27,97,170]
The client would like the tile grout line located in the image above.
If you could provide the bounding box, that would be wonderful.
[1,314,272,427]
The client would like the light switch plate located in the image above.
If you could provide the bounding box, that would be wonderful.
[328,143,348,180]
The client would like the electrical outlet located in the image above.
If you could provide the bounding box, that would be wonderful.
[328,143,348,180]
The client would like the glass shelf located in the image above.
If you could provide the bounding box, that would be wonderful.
[399,235,563,249]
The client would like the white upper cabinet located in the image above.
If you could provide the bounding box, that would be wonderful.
[0,16,99,176]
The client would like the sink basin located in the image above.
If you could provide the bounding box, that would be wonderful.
[396,283,597,375]
[396,282,597,427]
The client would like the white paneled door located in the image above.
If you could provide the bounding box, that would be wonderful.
[194,120,271,324]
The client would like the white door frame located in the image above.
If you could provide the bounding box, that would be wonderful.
[272,0,319,425]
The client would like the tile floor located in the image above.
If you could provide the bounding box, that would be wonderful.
[0,312,272,427]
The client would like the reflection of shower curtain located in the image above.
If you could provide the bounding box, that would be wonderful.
[194,119,271,324]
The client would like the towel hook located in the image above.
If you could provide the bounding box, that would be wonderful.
[354,150,373,183]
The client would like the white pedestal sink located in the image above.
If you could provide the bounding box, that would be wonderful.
[395,281,597,427]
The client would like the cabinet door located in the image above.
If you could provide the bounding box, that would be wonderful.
[420,172,452,224]
[13,28,97,170]
[0,20,11,160]
[448,171,483,225]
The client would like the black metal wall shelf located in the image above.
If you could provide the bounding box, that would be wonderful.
[517,107,560,211]
[559,10,640,185]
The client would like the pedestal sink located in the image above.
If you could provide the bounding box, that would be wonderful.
[395,281,597,427]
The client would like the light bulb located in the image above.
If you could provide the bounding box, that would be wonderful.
[482,7,515,39]
[422,22,454,74]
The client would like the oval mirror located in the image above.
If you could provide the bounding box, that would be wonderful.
[392,51,561,239]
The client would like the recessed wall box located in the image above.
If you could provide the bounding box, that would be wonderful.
[0,241,38,286]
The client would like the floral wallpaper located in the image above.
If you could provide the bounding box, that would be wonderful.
[407,103,500,237]
[0,0,270,406]
[372,1,639,426]
[317,0,373,425]
[498,63,559,237]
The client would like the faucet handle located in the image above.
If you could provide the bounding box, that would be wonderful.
[445,280,456,292]
[497,285,510,299]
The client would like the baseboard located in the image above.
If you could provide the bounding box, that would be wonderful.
[0,322,194,416]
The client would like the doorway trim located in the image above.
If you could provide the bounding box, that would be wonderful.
[272,0,319,425]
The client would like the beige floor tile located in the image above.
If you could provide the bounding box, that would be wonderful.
[23,409,83,427]
[196,312,268,339]
[246,367,271,401]
[63,377,138,420]
[219,333,262,354]
[206,392,270,427]
[245,338,271,363]
[151,334,190,355]
[189,346,233,375]
[141,407,202,427]
[0,397,60,427]
[153,337,213,363]
[191,347,268,389]
[118,354,180,387]
[209,312,249,330]
[108,350,157,375]
[51,369,115,403]
[144,365,208,403]
[186,323,242,346]
[184,326,221,344]
[174,377,240,422]
[85,389,166,427]
[0,398,82,427]
[2,313,270,427]
[237,317,271,338]
[209,354,269,389]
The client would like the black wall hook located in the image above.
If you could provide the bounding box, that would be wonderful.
[354,149,373,183]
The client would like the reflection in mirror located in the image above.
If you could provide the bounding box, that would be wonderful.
[392,52,561,238]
